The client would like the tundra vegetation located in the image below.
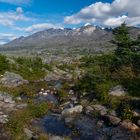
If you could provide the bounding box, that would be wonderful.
[0,24,139,139]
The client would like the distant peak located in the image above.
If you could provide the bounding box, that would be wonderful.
[84,23,92,27]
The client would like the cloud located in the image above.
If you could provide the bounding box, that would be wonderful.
[64,0,140,27]
[0,0,30,5]
[18,23,63,33]
[0,7,31,27]
[0,33,17,45]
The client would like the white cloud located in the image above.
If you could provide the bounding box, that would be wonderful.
[0,7,31,27]
[20,23,63,33]
[0,0,30,5]
[64,0,140,27]
[0,33,17,44]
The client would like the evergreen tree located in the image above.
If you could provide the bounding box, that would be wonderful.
[113,23,132,55]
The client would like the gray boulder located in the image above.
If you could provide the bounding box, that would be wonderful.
[62,105,83,117]
[0,72,28,87]
[24,128,33,139]
[109,85,127,97]
[93,104,108,115]
[102,115,121,125]
[0,92,15,104]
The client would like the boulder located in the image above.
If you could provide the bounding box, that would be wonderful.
[109,85,127,97]
[93,104,108,115]
[62,105,83,117]
[16,104,27,109]
[0,92,15,104]
[48,136,64,140]
[102,115,121,125]
[0,115,8,124]
[133,109,140,117]
[120,120,139,131]
[64,117,75,125]
[85,106,94,116]
[137,120,140,127]
[24,128,33,139]
[0,72,28,87]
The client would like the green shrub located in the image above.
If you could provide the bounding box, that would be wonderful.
[0,54,9,73]
[7,102,49,139]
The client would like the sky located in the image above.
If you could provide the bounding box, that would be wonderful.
[0,0,140,44]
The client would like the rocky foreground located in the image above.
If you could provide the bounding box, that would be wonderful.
[0,71,139,140]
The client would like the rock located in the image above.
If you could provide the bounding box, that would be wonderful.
[109,85,127,97]
[109,110,117,116]
[0,92,15,104]
[62,105,83,117]
[48,136,64,140]
[24,128,33,139]
[16,104,27,109]
[64,117,75,125]
[0,72,28,87]
[69,90,74,95]
[133,109,140,117]
[0,115,8,123]
[85,106,94,115]
[37,93,58,104]
[93,104,108,115]
[70,97,77,102]
[102,115,121,125]
[120,120,139,131]
[97,120,104,128]
[15,96,22,101]
[60,102,71,109]
[137,120,140,127]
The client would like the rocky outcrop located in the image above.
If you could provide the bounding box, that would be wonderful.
[0,72,28,87]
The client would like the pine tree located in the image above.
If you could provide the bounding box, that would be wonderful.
[113,23,132,55]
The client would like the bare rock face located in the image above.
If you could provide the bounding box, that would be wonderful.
[0,72,29,87]
[109,85,127,97]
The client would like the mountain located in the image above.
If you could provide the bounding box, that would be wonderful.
[1,25,140,55]
[2,25,113,48]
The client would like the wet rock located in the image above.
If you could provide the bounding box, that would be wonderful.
[0,72,28,87]
[64,117,75,125]
[37,93,58,104]
[102,115,121,125]
[120,120,139,131]
[109,85,127,97]
[62,105,83,117]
